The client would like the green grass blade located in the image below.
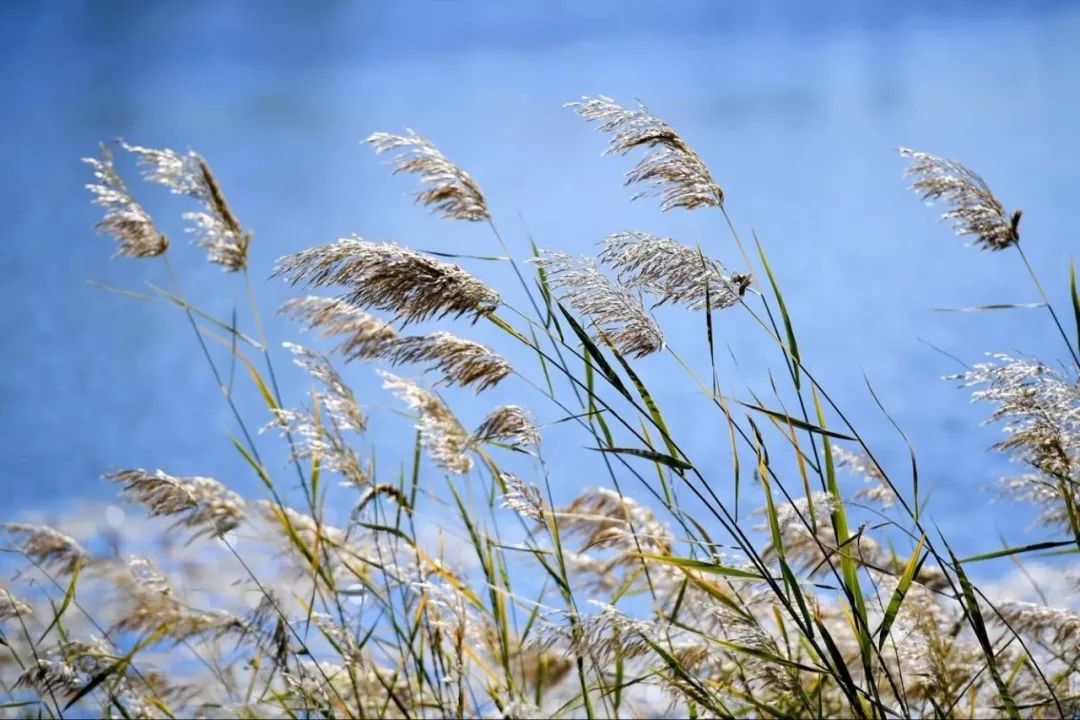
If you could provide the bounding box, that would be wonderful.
[591,446,693,471]
[756,240,800,389]
[632,553,764,580]
[943,538,1021,719]
[1071,259,1080,361]
[960,540,1075,563]
[876,534,925,649]
[37,561,81,643]
[740,400,856,441]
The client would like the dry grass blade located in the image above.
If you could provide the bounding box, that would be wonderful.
[106,468,247,539]
[83,143,169,258]
[899,147,1020,251]
[533,251,664,358]
[280,295,399,361]
[121,141,251,270]
[569,95,723,210]
[273,237,500,324]
[366,130,489,221]
[384,331,511,391]
[600,231,750,310]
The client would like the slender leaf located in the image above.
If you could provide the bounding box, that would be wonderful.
[876,534,925,648]
[591,446,693,471]
[740,401,856,441]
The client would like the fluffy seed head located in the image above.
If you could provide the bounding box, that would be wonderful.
[284,342,366,432]
[500,473,546,522]
[569,95,723,211]
[952,353,1078,523]
[116,563,245,641]
[384,332,511,391]
[557,487,672,557]
[366,130,489,221]
[17,659,81,697]
[274,238,500,324]
[472,405,540,448]
[600,231,750,310]
[121,141,251,270]
[379,371,472,474]
[534,251,664,358]
[3,523,87,574]
[83,143,169,258]
[831,445,897,508]
[899,147,1020,251]
[0,588,31,620]
[995,601,1079,652]
[106,469,247,539]
[272,343,369,486]
[280,296,399,362]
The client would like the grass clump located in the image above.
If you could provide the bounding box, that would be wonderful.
[1,95,1078,719]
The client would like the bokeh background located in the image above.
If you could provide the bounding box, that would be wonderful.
[3,1,1080,563]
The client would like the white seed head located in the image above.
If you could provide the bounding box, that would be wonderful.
[274,237,500,324]
[280,296,400,362]
[472,405,540,448]
[600,231,750,310]
[900,147,1020,251]
[83,143,169,258]
[569,95,723,211]
[106,468,247,539]
[366,130,489,221]
[121,141,251,270]
[384,331,511,391]
[533,251,664,358]
[3,523,88,574]
[379,371,473,474]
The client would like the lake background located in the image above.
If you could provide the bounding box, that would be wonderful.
[3,1,1079,563]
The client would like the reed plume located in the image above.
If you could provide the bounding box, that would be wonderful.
[274,238,500,324]
[273,343,369,485]
[365,130,489,221]
[499,473,546,522]
[83,143,169,258]
[534,251,664,358]
[899,147,1021,250]
[995,601,1080,652]
[557,487,671,557]
[569,95,723,211]
[831,445,897,508]
[3,523,87,574]
[121,141,251,270]
[0,588,31,620]
[284,342,366,432]
[384,332,511,391]
[471,405,540,448]
[953,353,1078,529]
[280,295,400,361]
[106,468,247,539]
[379,370,473,474]
[115,556,245,641]
[599,231,751,310]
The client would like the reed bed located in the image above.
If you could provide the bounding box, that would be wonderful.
[2,95,1078,719]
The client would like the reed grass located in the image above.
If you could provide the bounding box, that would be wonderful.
[1,97,1078,719]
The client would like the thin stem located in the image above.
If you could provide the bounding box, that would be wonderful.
[1014,244,1080,368]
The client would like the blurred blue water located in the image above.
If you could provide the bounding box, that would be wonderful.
[2,1,1079,557]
